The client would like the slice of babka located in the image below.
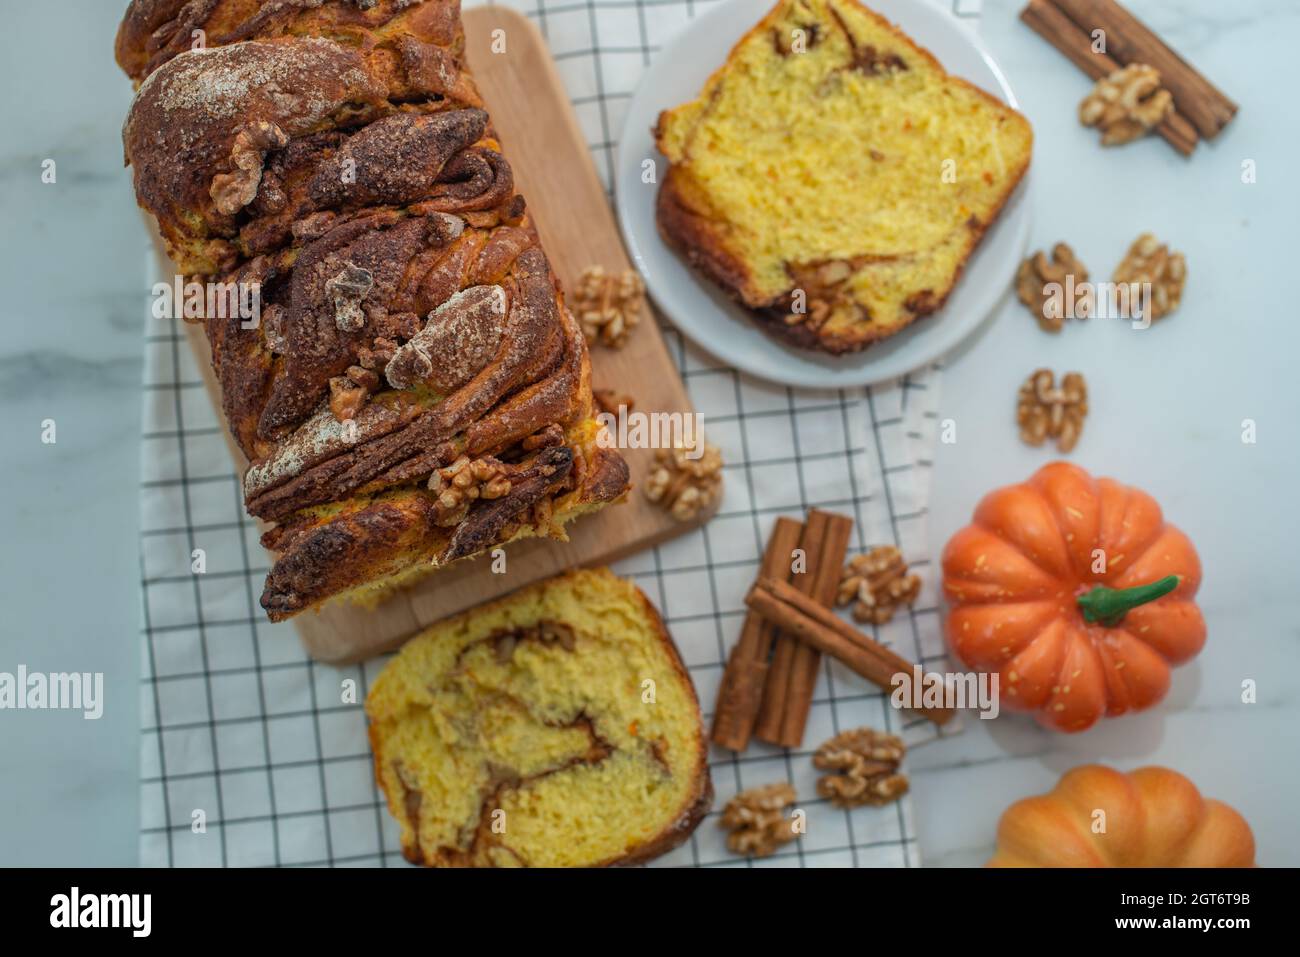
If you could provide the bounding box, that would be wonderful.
[366,568,712,866]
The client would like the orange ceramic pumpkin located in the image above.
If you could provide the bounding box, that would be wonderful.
[942,462,1205,732]
[989,765,1255,867]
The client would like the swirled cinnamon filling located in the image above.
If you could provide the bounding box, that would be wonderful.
[366,569,712,866]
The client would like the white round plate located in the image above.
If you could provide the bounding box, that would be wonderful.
[615,0,1032,388]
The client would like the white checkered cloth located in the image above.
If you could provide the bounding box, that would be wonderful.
[136,0,965,869]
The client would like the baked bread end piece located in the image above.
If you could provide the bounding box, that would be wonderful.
[654,0,1032,354]
[367,568,713,866]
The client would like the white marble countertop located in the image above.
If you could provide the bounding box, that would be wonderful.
[0,1,146,865]
[0,0,1295,866]
[914,0,1300,867]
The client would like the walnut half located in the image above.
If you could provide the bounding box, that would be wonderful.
[720,782,798,857]
[1079,64,1173,146]
[813,728,908,808]
[428,455,514,527]
[643,442,723,522]
[836,546,921,625]
[1113,233,1186,321]
[1017,369,1088,453]
[1015,243,1090,332]
[573,266,644,348]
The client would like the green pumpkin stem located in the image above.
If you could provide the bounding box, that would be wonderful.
[1077,575,1180,627]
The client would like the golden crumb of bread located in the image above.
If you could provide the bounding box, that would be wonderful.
[366,568,712,866]
[655,0,1033,354]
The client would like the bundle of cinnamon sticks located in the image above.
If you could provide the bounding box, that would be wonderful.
[1021,0,1237,155]
[711,511,954,753]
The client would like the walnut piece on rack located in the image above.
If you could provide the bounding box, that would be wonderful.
[1078,64,1173,146]
[428,455,513,527]
[719,782,799,857]
[643,442,723,522]
[1113,233,1187,321]
[836,546,921,625]
[1015,243,1090,332]
[573,266,644,348]
[1017,369,1088,453]
[812,728,908,809]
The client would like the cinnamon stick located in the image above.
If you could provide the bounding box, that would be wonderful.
[1020,0,1198,155]
[746,577,956,727]
[753,512,830,745]
[710,517,804,751]
[1049,0,1236,139]
[777,510,853,747]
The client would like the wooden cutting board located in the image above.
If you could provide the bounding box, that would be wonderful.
[157,6,706,663]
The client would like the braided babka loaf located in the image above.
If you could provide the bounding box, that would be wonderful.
[367,568,712,866]
[116,1,630,620]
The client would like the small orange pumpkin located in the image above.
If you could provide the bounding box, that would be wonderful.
[942,462,1205,732]
[989,765,1255,867]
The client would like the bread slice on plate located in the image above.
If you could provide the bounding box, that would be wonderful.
[366,568,712,866]
[655,0,1033,354]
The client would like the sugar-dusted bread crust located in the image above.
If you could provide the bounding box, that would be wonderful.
[367,568,713,867]
[116,0,465,85]
[654,0,1033,355]
[117,1,629,620]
